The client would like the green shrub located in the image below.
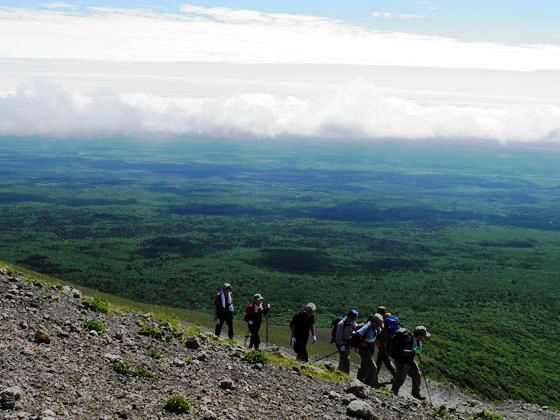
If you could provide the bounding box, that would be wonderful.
[111,361,154,378]
[81,319,106,333]
[82,297,111,313]
[243,350,269,364]
[148,349,161,359]
[164,395,191,414]
[138,325,166,340]
[470,411,503,420]
[185,325,201,336]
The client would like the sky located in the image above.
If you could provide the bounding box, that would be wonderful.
[1,1,560,142]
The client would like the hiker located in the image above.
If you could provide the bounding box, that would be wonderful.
[244,293,270,350]
[289,303,317,362]
[390,326,431,400]
[375,307,397,382]
[355,313,384,387]
[214,283,234,339]
[334,309,358,373]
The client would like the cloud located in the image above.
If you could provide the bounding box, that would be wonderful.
[1,81,559,143]
[414,0,439,11]
[371,11,393,19]
[42,2,73,9]
[372,11,425,20]
[0,5,560,71]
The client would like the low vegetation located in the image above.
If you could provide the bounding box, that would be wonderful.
[243,350,268,364]
[111,361,154,378]
[82,297,111,314]
[81,319,106,333]
[164,395,191,414]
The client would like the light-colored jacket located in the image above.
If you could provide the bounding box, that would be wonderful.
[335,317,356,347]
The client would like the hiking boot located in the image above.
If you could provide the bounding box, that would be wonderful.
[412,394,426,401]
[391,389,398,396]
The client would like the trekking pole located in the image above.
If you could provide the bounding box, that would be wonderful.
[417,354,433,406]
[313,350,339,363]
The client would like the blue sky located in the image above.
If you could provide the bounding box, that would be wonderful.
[3,0,559,44]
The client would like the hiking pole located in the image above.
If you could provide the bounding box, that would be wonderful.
[417,354,433,406]
[313,350,339,363]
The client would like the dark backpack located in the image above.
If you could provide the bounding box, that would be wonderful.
[350,331,364,349]
[384,315,401,341]
[387,327,408,359]
[330,316,345,344]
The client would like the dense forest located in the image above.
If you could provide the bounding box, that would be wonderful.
[1,137,559,407]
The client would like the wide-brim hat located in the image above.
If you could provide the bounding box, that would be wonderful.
[414,326,431,337]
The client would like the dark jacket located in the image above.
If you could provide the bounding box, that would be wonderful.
[244,303,269,325]
[393,328,417,364]
[214,290,234,318]
[290,311,314,341]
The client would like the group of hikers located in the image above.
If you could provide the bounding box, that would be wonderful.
[214,283,431,400]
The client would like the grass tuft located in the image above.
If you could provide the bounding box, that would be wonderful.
[82,296,111,314]
[81,319,106,333]
[164,395,191,414]
[111,361,154,378]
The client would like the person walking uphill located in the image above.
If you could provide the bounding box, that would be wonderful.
[390,326,431,400]
[356,313,384,387]
[289,303,317,362]
[335,309,358,373]
[375,306,397,382]
[244,293,270,350]
[214,283,235,339]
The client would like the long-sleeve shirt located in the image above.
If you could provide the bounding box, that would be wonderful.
[335,317,356,347]
[356,321,381,356]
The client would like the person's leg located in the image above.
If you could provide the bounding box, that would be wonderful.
[382,350,396,377]
[391,363,411,395]
[226,315,234,339]
[338,348,350,373]
[409,362,422,398]
[364,352,379,387]
[357,349,367,382]
[251,323,261,350]
[215,317,225,337]
[294,340,304,360]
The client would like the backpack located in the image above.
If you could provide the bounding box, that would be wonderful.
[384,315,401,341]
[350,330,365,349]
[387,327,408,359]
[330,316,345,344]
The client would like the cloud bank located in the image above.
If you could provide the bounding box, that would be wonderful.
[1,81,559,142]
[0,5,560,71]
[1,4,560,142]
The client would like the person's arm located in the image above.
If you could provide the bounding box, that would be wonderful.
[335,321,343,347]
[290,316,297,344]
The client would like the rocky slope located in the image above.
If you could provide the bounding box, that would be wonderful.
[0,267,558,420]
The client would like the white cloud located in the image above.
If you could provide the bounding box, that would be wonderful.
[42,2,73,9]
[372,11,393,19]
[0,5,559,71]
[1,80,559,143]
[1,5,560,143]
[372,11,425,20]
